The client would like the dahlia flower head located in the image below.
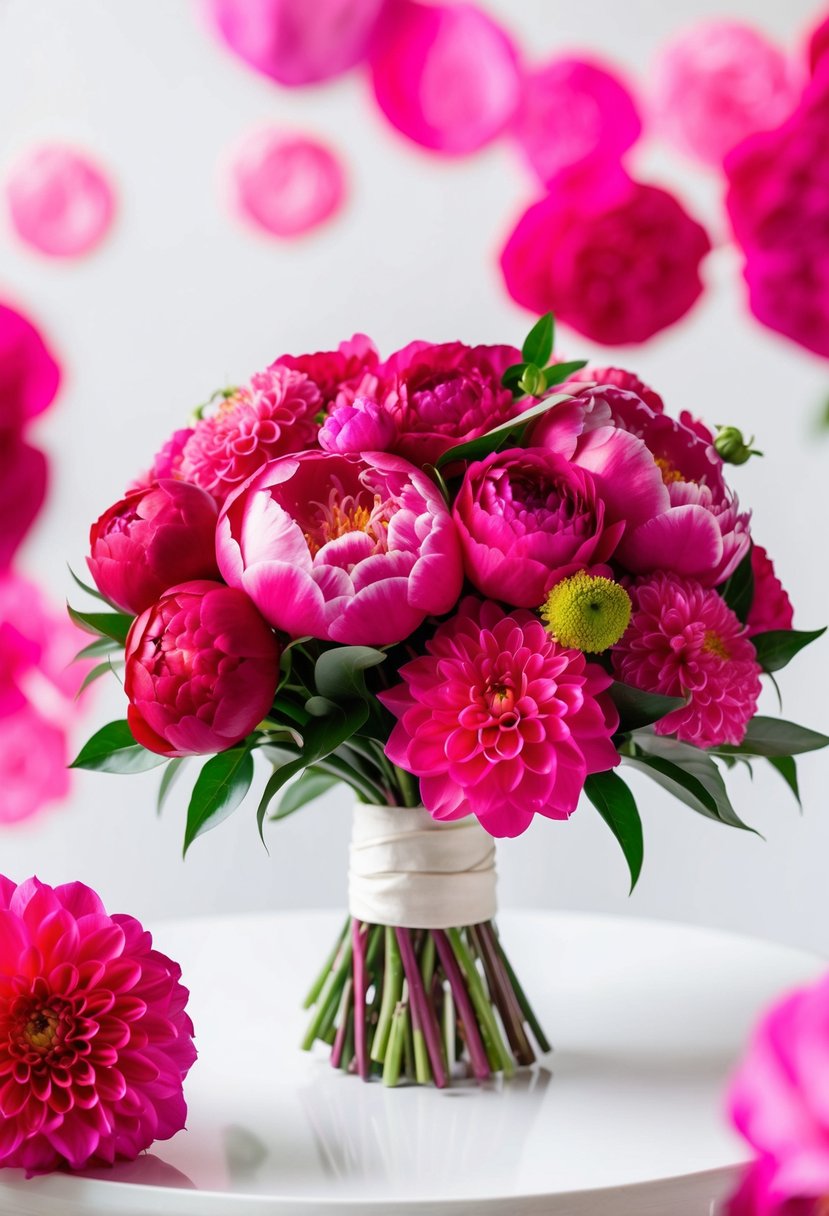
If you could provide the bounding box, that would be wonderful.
[0,877,196,1174]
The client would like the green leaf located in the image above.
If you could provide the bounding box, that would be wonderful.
[74,636,120,661]
[71,720,166,774]
[75,660,119,697]
[609,682,685,733]
[719,548,754,624]
[183,747,255,855]
[751,628,826,674]
[157,757,187,815]
[501,362,527,391]
[68,605,133,645]
[423,463,451,504]
[625,735,754,831]
[314,646,387,702]
[273,768,339,821]
[521,313,555,366]
[715,716,829,758]
[305,695,340,717]
[435,392,571,469]
[767,755,801,809]
[67,565,109,604]
[543,359,588,388]
[584,771,644,893]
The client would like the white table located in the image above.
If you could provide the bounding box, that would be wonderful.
[0,910,823,1216]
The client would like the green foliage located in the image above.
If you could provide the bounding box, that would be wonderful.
[521,313,555,366]
[183,746,255,855]
[71,720,166,774]
[625,735,754,832]
[609,683,685,733]
[435,392,571,468]
[719,548,754,624]
[157,758,187,815]
[714,716,829,758]
[68,605,133,645]
[273,768,339,820]
[767,755,800,808]
[751,628,826,674]
[584,771,643,892]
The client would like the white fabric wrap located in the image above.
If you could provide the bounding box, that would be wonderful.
[348,803,497,929]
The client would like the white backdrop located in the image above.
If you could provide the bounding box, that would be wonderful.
[1,0,827,952]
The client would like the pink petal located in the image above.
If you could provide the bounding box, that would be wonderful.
[232,130,345,238]
[618,504,724,578]
[7,145,115,258]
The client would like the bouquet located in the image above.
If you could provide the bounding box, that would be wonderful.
[71,314,827,1088]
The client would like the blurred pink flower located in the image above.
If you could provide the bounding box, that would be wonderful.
[0,710,69,826]
[125,580,280,757]
[652,23,800,167]
[0,876,196,1173]
[231,130,346,238]
[275,333,379,409]
[180,363,320,502]
[369,0,521,155]
[216,450,463,644]
[747,546,794,637]
[501,170,710,345]
[725,69,829,359]
[512,56,641,187]
[0,303,61,431]
[319,396,398,454]
[6,145,115,258]
[88,480,220,615]
[612,572,762,747]
[203,0,387,86]
[725,1159,819,1216]
[380,596,620,837]
[0,441,48,572]
[808,12,829,78]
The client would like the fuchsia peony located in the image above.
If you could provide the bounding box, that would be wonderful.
[216,450,463,645]
[380,597,620,837]
[747,546,794,637]
[565,364,664,414]
[0,876,196,1173]
[88,480,220,615]
[179,363,320,502]
[319,396,398,455]
[275,333,379,409]
[125,580,281,757]
[613,573,762,748]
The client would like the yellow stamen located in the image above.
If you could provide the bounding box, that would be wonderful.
[24,1009,58,1052]
[654,456,685,486]
[703,630,730,660]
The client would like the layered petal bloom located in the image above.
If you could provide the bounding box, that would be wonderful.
[453,447,627,607]
[319,396,398,455]
[612,572,762,747]
[87,480,220,615]
[125,580,280,757]
[216,451,463,644]
[380,597,620,837]
[180,363,321,502]
[747,546,794,637]
[275,333,379,409]
[0,877,196,1173]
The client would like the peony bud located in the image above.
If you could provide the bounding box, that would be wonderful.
[714,425,763,465]
[318,396,398,454]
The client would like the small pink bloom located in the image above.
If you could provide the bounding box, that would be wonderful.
[319,396,398,454]
[87,480,220,615]
[453,447,627,607]
[180,363,320,503]
[564,364,664,413]
[125,580,281,757]
[379,597,620,838]
[0,303,61,431]
[501,170,711,345]
[747,546,794,637]
[725,1159,819,1216]
[129,427,194,493]
[231,130,346,238]
[512,56,641,187]
[203,0,388,86]
[275,333,379,409]
[369,0,521,155]
[612,572,762,748]
[217,450,463,645]
[652,23,801,167]
[0,876,196,1173]
[0,440,47,571]
[7,145,115,258]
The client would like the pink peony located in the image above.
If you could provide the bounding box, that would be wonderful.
[88,480,220,615]
[369,0,521,155]
[203,0,388,86]
[0,876,196,1173]
[319,396,398,454]
[0,303,61,431]
[726,1160,820,1216]
[501,169,711,345]
[217,450,463,645]
[129,427,194,492]
[512,56,642,187]
[6,145,115,258]
[725,69,829,359]
[380,597,620,837]
[376,340,521,466]
[125,580,281,757]
[231,130,346,239]
[179,363,320,502]
[275,333,379,409]
[728,971,829,1204]
[452,447,627,608]
[612,572,762,748]
[747,546,794,637]
[564,364,665,414]
[0,440,48,572]
[652,23,801,167]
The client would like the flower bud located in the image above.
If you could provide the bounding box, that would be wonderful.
[318,396,397,454]
[714,426,762,465]
[519,363,547,398]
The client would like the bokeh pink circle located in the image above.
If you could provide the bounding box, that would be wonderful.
[6,144,116,258]
[231,130,346,238]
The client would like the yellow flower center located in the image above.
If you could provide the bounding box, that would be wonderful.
[540,572,632,653]
[305,488,390,558]
[703,630,730,660]
[24,1009,58,1052]
[654,456,685,486]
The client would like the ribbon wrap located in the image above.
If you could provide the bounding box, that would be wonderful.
[348,803,497,929]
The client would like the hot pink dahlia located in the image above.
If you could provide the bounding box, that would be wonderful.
[747,546,794,637]
[179,364,321,502]
[612,573,762,747]
[379,597,620,838]
[0,876,196,1174]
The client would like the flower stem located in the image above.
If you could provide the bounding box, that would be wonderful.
[447,927,515,1078]
[382,1003,407,1087]
[432,929,491,1081]
[303,916,349,1009]
[301,934,353,1051]
[395,927,446,1088]
[371,926,402,1063]
[491,925,551,1054]
[330,977,353,1070]
[352,920,369,1081]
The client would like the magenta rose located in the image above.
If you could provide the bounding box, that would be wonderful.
[216,450,463,644]
[453,447,626,607]
[125,580,280,757]
[88,480,220,615]
[501,169,711,344]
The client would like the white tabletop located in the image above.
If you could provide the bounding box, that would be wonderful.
[0,910,823,1216]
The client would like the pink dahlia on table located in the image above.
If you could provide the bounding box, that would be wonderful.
[613,573,762,747]
[380,597,620,837]
[747,546,794,637]
[0,876,196,1174]
[217,449,463,644]
[125,580,281,757]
